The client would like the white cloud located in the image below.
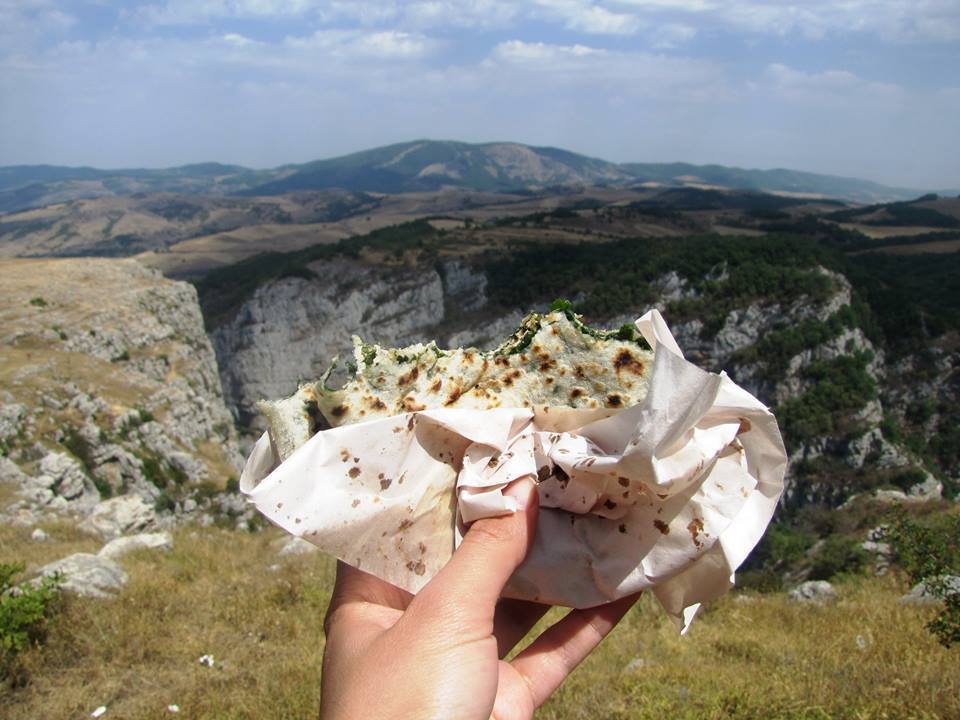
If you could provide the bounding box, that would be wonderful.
[133,0,960,42]
[764,63,904,105]
[609,0,960,42]
[530,1,643,35]
[142,0,519,30]
[283,29,438,60]
[353,30,436,58]
[140,0,320,25]
[486,39,725,102]
[318,1,401,26]
[404,1,519,29]
[491,39,604,64]
[222,32,255,46]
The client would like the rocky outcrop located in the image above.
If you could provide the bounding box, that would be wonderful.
[18,451,100,514]
[34,553,128,598]
[82,496,158,539]
[0,257,243,525]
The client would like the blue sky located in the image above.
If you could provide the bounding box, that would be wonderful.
[1,1,958,188]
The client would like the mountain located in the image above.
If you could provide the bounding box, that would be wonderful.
[2,141,950,215]
[242,140,633,195]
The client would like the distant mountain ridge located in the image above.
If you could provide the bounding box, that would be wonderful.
[1,140,952,213]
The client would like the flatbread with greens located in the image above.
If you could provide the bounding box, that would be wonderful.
[258,303,654,460]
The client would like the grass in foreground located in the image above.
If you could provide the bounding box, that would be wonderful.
[2,526,957,719]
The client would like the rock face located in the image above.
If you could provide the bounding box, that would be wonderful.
[0,258,243,524]
[213,258,460,426]
[34,553,128,598]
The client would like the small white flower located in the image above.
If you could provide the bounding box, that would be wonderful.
[91,707,107,718]
[167,705,180,713]
[855,634,868,650]
[198,654,215,667]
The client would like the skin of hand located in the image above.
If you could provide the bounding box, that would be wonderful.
[319,477,641,720]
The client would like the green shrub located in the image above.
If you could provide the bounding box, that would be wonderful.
[193,480,220,502]
[28,297,47,307]
[882,512,960,647]
[61,425,95,466]
[1,562,62,681]
[154,491,176,513]
[141,455,167,489]
[888,468,928,493]
[777,352,877,445]
[92,475,113,499]
[808,535,868,580]
[744,524,813,571]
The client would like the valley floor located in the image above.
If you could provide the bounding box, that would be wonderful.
[2,522,956,720]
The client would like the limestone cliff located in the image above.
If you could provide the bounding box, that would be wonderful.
[212,258,485,427]
[0,258,243,525]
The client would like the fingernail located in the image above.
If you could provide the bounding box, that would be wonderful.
[504,477,536,510]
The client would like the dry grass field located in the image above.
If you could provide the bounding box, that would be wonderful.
[834,223,948,239]
[2,521,957,720]
[866,238,960,255]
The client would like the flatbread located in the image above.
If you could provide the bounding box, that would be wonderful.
[243,308,787,623]
[259,306,654,459]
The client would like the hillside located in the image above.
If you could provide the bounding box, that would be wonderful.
[621,161,931,203]
[0,258,243,523]
[0,163,284,215]
[12,180,942,278]
[1,140,948,215]
[0,190,379,260]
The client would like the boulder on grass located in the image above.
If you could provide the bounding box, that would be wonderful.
[98,531,173,560]
[35,553,127,598]
[787,580,837,606]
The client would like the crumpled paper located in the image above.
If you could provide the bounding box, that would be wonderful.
[240,310,786,629]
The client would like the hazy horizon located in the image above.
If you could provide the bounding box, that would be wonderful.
[1,1,958,189]
[3,137,958,194]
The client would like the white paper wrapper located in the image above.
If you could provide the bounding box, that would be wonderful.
[241,310,787,629]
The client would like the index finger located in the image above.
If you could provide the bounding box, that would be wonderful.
[328,560,414,614]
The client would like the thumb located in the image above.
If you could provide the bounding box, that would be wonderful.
[424,477,539,619]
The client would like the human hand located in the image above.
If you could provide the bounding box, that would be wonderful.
[319,477,641,720]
